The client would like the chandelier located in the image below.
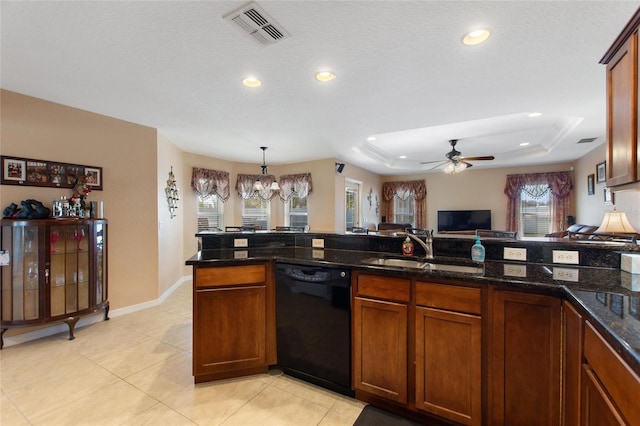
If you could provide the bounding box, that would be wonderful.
[254,147,280,191]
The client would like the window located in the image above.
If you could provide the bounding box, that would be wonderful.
[345,179,361,231]
[242,196,270,230]
[520,184,552,236]
[394,194,415,226]
[285,195,308,227]
[197,194,224,231]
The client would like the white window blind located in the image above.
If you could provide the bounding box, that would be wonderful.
[242,196,270,230]
[520,184,552,236]
[197,195,223,231]
[394,194,415,226]
[285,195,308,227]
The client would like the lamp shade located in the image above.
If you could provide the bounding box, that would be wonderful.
[596,208,638,234]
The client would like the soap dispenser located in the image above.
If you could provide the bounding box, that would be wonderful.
[402,237,414,257]
[471,236,485,262]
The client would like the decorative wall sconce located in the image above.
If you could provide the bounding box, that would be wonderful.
[165,166,179,219]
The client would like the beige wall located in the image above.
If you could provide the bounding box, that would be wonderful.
[157,133,185,295]
[0,90,160,313]
[382,162,574,233]
[574,144,640,230]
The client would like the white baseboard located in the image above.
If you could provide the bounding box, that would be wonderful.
[2,275,192,348]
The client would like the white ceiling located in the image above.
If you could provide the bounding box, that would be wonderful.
[1,1,638,175]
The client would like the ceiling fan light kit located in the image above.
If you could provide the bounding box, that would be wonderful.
[421,139,495,174]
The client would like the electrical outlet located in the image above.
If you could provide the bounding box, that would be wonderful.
[552,250,579,265]
[234,250,248,259]
[503,264,527,278]
[312,238,324,248]
[553,267,579,282]
[312,249,325,259]
[504,247,527,261]
[234,238,248,248]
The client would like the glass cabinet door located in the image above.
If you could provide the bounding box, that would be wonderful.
[49,223,90,317]
[1,224,40,321]
[95,222,106,305]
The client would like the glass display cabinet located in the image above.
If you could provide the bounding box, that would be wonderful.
[0,218,108,348]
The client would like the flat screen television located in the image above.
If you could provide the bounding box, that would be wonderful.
[437,210,492,232]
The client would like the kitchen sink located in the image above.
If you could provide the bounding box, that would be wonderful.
[362,257,484,275]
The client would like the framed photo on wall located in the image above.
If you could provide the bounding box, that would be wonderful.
[596,161,606,183]
[3,158,26,182]
[604,187,614,205]
[0,155,103,190]
[587,174,595,195]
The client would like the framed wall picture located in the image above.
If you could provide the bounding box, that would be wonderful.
[587,174,595,195]
[0,155,103,190]
[3,158,26,182]
[596,161,606,183]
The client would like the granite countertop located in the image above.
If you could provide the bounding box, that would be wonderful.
[187,246,640,374]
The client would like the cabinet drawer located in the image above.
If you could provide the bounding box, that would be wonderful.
[356,274,410,302]
[416,282,481,315]
[584,321,640,423]
[196,264,266,288]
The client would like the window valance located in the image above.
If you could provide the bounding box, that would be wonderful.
[236,173,279,201]
[382,180,427,201]
[278,173,313,201]
[191,168,230,202]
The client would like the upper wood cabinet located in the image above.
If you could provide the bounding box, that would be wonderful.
[601,8,640,188]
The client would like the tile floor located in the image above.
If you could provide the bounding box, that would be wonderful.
[0,281,365,425]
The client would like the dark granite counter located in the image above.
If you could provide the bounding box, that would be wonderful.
[186,235,640,374]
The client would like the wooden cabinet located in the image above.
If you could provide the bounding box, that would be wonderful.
[192,262,276,383]
[581,321,640,425]
[563,300,583,426]
[489,290,561,425]
[1,218,108,348]
[352,273,409,404]
[415,282,482,426]
[601,8,640,188]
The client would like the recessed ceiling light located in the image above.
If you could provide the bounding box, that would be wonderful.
[315,71,336,82]
[242,77,261,88]
[528,112,542,117]
[462,29,490,46]
[366,136,376,141]
[520,142,530,146]
[399,155,407,159]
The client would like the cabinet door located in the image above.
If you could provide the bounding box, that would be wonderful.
[415,306,481,426]
[193,285,267,376]
[605,30,638,186]
[581,365,625,426]
[563,300,583,426]
[353,296,407,404]
[489,291,561,425]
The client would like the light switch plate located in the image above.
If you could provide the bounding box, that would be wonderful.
[312,239,324,248]
[234,238,248,248]
[504,247,527,261]
[552,250,579,265]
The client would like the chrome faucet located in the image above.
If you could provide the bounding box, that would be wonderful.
[399,230,434,259]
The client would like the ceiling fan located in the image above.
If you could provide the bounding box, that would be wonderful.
[421,139,495,174]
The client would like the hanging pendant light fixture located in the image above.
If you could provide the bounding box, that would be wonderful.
[254,147,280,192]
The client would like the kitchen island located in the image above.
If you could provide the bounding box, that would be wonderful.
[187,232,640,425]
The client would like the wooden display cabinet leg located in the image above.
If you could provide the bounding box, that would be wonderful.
[104,302,110,320]
[64,317,79,340]
[0,328,7,349]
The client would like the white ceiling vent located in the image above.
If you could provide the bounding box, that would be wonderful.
[224,2,291,46]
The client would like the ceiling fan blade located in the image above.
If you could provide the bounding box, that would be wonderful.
[462,155,495,161]
[420,159,445,165]
[424,160,448,171]
[461,160,474,169]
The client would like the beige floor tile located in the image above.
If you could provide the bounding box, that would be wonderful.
[121,402,197,426]
[1,391,30,426]
[31,380,158,426]
[5,354,120,420]
[125,351,194,401]
[270,374,340,409]
[330,395,366,418]
[318,408,360,426]
[222,385,329,426]
[163,377,268,426]
[90,338,183,378]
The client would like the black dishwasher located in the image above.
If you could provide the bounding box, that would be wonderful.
[275,263,353,396]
